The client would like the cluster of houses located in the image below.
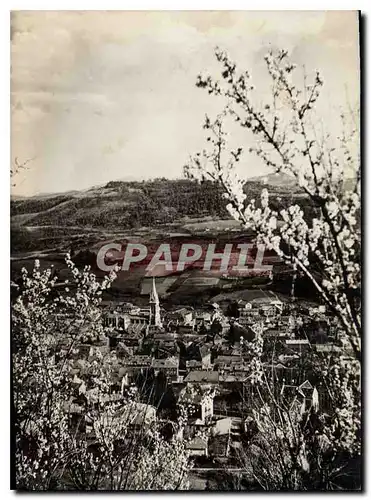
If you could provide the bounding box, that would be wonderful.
[61,278,349,461]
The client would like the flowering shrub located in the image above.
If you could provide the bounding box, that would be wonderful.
[187,47,361,490]
[12,257,190,490]
[187,47,360,358]
[240,332,264,385]
[234,334,361,490]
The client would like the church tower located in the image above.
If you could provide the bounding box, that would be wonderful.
[149,277,162,328]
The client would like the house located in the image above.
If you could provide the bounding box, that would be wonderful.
[239,295,283,320]
[184,343,212,370]
[285,339,310,354]
[239,306,261,321]
[122,355,152,369]
[214,355,241,370]
[119,332,143,349]
[103,310,131,330]
[178,378,216,425]
[185,436,208,457]
[209,433,231,459]
[152,356,179,380]
[167,308,194,326]
[178,388,214,424]
[186,359,203,371]
[194,311,212,326]
[121,355,153,383]
[264,327,290,340]
[149,333,179,357]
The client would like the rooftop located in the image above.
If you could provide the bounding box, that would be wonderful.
[184,370,219,384]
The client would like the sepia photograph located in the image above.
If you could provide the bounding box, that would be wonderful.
[10,9,361,491]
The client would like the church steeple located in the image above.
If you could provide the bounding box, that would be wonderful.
[149,277,162,327]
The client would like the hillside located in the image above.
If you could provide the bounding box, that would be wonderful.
[10,176,311,256]
[11,176,305,227]
[11,179,227,228]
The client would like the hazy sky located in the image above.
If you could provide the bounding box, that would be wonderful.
[11,10,360,196]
